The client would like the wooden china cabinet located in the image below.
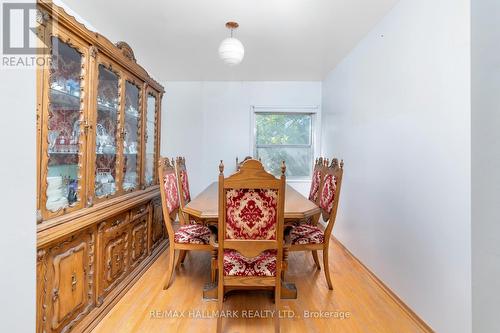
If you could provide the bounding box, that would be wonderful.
[36,2,167,332]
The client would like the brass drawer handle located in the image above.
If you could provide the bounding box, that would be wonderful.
[71,272,77,291]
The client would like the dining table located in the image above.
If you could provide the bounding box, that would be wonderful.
[183,181,321,300]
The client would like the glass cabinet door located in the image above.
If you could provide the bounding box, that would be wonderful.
[122,80,142,191]
[44,36,86,214]
[144,92,157,186]
[94,64,120,198]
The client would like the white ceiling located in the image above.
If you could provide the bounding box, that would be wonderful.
[61,0,398,81]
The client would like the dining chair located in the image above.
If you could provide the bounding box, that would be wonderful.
[235,155,255,171]
[214,159,286,333]
[175,156,193,225]
[305,157,328,269]
[308,157,329,212]
[158,157,217,289]
[286,158,344,290]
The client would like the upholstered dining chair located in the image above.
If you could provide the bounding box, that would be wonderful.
[287,158,344,290]
[305,157,328,269]
[307,157,329,215]
[235,155,254,171]
[214,159,286,333]
[174,156,192,225]
[158,157,216,289]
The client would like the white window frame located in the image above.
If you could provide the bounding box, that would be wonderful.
[250,105,321,182]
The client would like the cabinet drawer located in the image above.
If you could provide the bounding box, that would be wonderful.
[130,215,148,270]
[40,229,95,333]
[96,213,130,305]
[151,198,165,251]
[130,203,148,221]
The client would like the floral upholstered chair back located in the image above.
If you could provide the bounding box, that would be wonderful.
[225,187,279,240]
[218,159,286,265]
[308,157,328,203]
[175,156,191,208]
[158,157,180,239]
[319,158,344,237]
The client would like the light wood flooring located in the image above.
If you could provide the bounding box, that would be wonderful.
[91,237,432,333]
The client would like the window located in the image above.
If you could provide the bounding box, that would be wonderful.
[254,112,314,179]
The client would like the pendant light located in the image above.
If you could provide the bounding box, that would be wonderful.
[218,21,245,66]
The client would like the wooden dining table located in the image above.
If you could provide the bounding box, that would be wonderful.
[183,181,321,300]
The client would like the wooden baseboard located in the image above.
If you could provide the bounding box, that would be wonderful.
[72,240,169,333]
[332,237,434,333]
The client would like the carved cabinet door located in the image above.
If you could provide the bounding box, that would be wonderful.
[130,214,148,270]
[151,197,165,251]
[96,213,129,304]
[42,229,95,333]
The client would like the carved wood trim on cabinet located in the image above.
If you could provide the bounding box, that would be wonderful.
[151,197,165,251]
[38,1,164,93]
[96,214,129,305]
[40,229,95,333]
[130,215,148,270]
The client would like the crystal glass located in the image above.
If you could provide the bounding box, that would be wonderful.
[122,81,141,191]
[94,65,119,197]
[144,94,156,186]
[46,37,83,212]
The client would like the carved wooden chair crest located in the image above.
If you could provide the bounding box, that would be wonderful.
[287,158,344,290]
[158,157,216,289]
[215,159,286,333]
[235,155,260,171]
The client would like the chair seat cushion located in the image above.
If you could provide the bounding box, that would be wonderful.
[174,224,211,245]
[290,224,325,245]
[223,249,277,277]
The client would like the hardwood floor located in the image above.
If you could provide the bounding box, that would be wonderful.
[91,237,432,333]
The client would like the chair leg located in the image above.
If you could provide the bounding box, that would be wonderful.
[274,282,281,333]
[211,249,218,284]
[216,247,224,332]
[176,250,187,268]
[312,250,321,270]
[210,260,217,284]
[322,247,333,290]
[164,247,177,290]
[217,283,224,333]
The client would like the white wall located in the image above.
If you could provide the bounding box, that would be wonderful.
[471,0,500,332]
[0,1,37,330]
[321,0,471,332]
[161,81,321,196]
[0,68,36,333]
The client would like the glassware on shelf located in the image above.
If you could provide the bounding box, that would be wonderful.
[95,168,116,197]
[123,170,137,191]
[48,130,60,151]
[95,123,115,154]
[144,94,156,186]
[127,141,137,154]
[71,120,80,145]
[45,37,83,212]
[46,176,69,211]
[122,80,141,191]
